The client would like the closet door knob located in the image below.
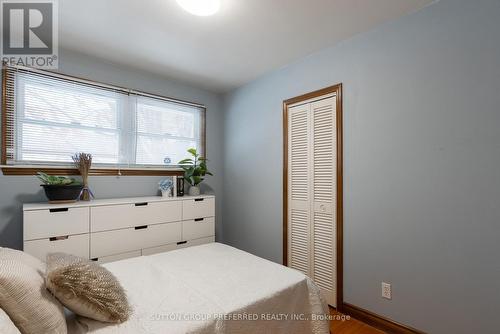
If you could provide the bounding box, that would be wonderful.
[320,204,326,212]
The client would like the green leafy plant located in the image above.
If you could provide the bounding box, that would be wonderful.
[178,148,213,186]
[37,172,81,186]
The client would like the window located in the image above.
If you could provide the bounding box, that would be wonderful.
[1,65,205,173]
[135,96,203,166]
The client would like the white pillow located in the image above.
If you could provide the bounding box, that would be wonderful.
[0,308,21,334]
[0,248,67,334]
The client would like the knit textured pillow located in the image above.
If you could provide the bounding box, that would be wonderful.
[0,248,67,334]
[0,307,21,334]
[46,253,131,323]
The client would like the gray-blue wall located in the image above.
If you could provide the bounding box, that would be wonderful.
[0,50,225,249]
[222,0,500,333]
[2,1,500,333]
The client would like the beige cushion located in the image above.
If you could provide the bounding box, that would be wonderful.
[0,247,44,272]
[0,248,67,334]
[0,308,21,334]
[46,253,131,323]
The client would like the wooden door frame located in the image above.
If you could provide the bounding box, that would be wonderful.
[282,83,343,311]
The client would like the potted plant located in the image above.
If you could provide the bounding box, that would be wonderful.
[159,178,174,197]
[178,148,212,196]
[37,172,83,203]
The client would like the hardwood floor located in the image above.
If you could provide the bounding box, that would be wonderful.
[330,308,385,334]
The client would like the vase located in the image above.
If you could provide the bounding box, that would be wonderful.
[79,175,91,201]
[161,189,173,197]
[188,185,200,196]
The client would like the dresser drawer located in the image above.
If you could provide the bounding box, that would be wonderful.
[24,207,89,241]
[182,197,215,220]
[90,222,182,258]
[24,234,89,261]
[94,250,141,264]
[141,243,178,256]
[182,217,215,240]
[177,236,215,249]
[91,200,182,232]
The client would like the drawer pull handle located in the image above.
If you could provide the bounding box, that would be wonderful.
[194,198,204,202]
[49,235,69,241]
[49,208,69,213]
[135,202,148,207]
[177,241,187,245]
[194,218,204,222]
[91,258,98,262]
[134,225,148,230]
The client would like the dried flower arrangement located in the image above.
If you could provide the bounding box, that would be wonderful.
[72,152,94,201]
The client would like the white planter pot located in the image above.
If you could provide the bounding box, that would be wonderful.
[188,185,200,196]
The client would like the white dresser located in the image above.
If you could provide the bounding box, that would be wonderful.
[23,195,215,263]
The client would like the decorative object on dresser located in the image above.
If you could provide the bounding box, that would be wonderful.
[178,148,213,196]
[23,195,216,263]
[37,172,83,203]
[177,176,185,196]
[158,177,174,197]
[72,152,94,201]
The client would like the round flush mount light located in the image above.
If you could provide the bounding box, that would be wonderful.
[176,0,220,16]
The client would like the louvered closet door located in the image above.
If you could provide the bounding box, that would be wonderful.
[287,103,311,276]
[287,95,337,307]
[311,97,336,306]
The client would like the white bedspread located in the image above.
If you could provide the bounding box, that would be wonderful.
[68,243,329,334]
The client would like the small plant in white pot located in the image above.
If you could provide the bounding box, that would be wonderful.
[178,148,212,196]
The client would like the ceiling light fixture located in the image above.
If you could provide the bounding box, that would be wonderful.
[176,0,220,16]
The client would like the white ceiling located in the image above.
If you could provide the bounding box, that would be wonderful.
[59,0,434,93]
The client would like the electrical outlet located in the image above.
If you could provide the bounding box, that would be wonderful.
[382,282,392,300]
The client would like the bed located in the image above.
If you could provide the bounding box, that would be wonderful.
[66,243,329,334]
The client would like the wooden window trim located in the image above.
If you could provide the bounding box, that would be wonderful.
[1,65,207,176]
[0,167,184,176]
[282,83,343,311]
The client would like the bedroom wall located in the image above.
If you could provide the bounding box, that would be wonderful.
[0,49,225,250]
[222,0,500,333]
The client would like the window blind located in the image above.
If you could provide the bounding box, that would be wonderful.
[2,65,205,169]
